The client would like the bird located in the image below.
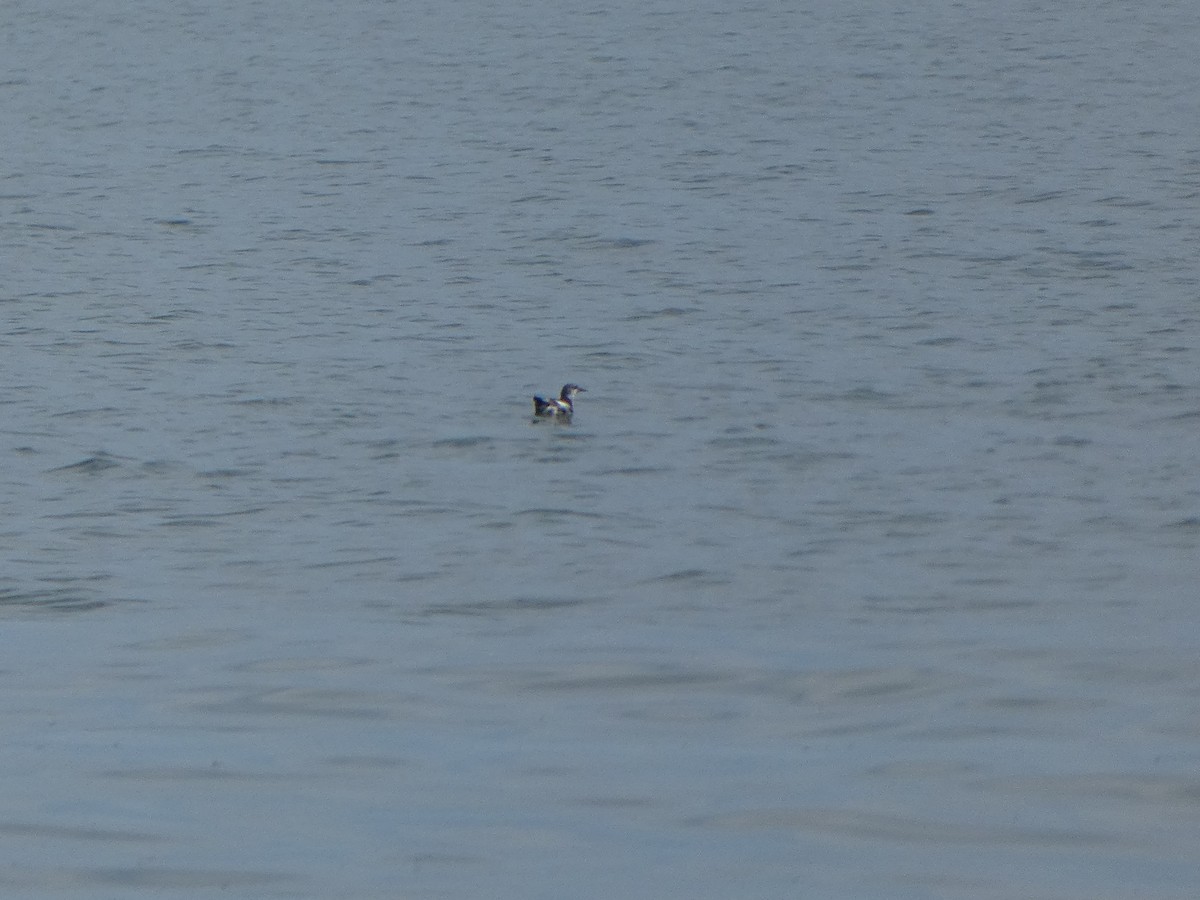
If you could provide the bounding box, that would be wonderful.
[532,384,585,421]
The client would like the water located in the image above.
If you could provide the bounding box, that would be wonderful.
[3,0,1200,896]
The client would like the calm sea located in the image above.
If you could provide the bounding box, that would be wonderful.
[3,0,1199,897]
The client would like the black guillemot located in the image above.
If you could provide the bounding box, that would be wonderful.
[532,384,585,421]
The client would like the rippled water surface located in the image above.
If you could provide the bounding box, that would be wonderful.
[4,0,1200,897]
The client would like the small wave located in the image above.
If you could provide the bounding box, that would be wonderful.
[0,587,108,613]
[47,452,123,475]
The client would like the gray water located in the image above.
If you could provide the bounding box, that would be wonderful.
[4,0,1200,897]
